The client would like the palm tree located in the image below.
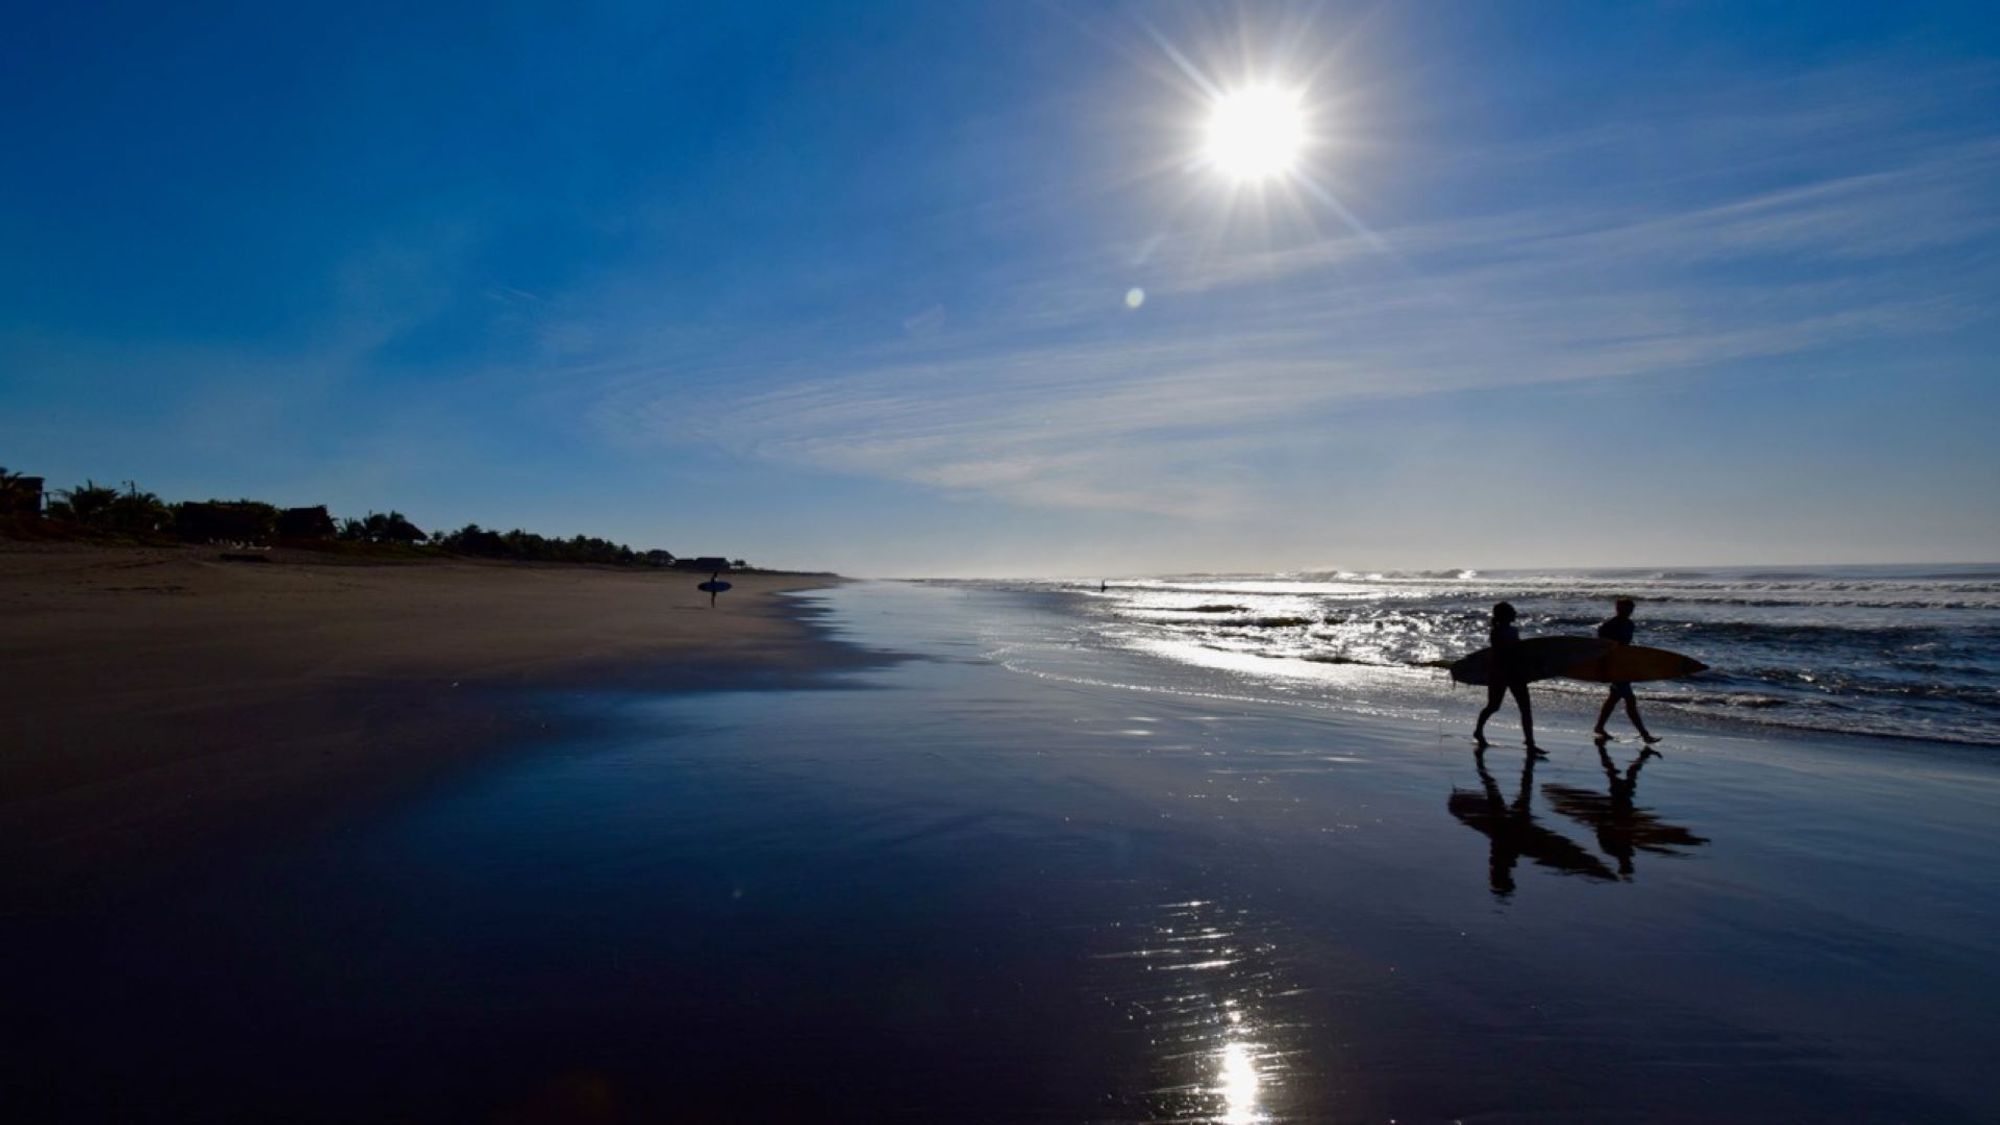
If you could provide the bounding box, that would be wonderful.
[107,482,172,533]
[49,480,119,524]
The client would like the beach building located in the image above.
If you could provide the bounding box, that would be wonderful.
[0,475,44,517]
[276,506,337,540]
[176,502,275,545]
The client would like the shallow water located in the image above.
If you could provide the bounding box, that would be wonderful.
[9,581,2000,1121]
[1018,564,2000,747]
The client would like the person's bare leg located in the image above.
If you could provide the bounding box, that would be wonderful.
[1626,696,1659,742]
[1594,693,1617,738]
[1512,682,1541,754]
[1475,682,1505,745]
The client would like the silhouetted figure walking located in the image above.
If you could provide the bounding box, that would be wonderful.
[1593,597,1659,743]
[1473,601,1538,753]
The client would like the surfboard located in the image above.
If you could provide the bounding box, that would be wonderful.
[697,580,732,594]
[1449,636,1613,686]
[1559,643,1708,684]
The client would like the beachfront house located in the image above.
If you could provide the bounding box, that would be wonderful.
[176,501,276,545]
[0,474,44,518]
[276,506,337,540]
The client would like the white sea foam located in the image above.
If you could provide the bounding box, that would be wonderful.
[987,565,2000,747]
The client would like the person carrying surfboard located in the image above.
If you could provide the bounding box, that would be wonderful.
[1593,598,1661,744]
[1473,601,1540,754]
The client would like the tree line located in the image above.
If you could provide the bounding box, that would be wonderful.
[0,469,737,569]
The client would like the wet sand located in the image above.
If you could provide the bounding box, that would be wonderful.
[7,578,1998,1121]
[0,543,845,901]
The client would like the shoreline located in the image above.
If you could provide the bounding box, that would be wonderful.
[1007,565,2000,750]
[5,577,1997,1119]
[0,542,869,904]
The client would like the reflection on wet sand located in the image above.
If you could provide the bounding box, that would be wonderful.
[1449,746,1710,895]
[1090,898,1300,1123]
[1543,745,1710,878]
[1448,750,1617,895]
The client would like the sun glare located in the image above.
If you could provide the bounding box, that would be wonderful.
[1202,86,1306,182]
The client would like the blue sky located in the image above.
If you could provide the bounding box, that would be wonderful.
[3,1,1997,575]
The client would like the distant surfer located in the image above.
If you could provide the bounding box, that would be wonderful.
[1473,601,1539,754]
[698,570,732,608]
[1592,598,1660,744]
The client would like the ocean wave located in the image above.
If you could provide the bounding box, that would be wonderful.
[1657,699,2000,748]
[1074,565,2000,752]
[1666,691,1793,710]
[1642,618,1997,648]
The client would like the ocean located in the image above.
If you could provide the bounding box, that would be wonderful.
[974,564,2000,748]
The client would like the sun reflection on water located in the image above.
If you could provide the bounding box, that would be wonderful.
[1217,1037,1265,1124]
[1092,898,1299,1123]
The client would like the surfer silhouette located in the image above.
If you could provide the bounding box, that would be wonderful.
[697,570,733,608]
[1473,601,1539,754]
[1593,598,1660,743]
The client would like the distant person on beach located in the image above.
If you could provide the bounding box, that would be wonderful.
[1474,601,1539,753]
[1593,598,1660,744]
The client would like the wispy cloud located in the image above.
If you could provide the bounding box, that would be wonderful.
[578,61,1999,520]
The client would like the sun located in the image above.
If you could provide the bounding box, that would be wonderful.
[1202,85,1306,182]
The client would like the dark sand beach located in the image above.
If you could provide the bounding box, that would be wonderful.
[0,543,847,902]
[6,574,1998,1122]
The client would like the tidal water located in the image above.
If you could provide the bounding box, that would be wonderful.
[9,581,1999,1122]
[1021,564,2000,747]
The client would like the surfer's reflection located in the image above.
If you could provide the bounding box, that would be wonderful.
[1447,749,1615,896]
[1542,745,1709,878]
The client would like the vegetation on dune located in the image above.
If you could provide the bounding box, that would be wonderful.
[433,523,668,566]
[12,478,179,540]
[340,510,427,545]
[1,467,726,569]
[47,480,176,535]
